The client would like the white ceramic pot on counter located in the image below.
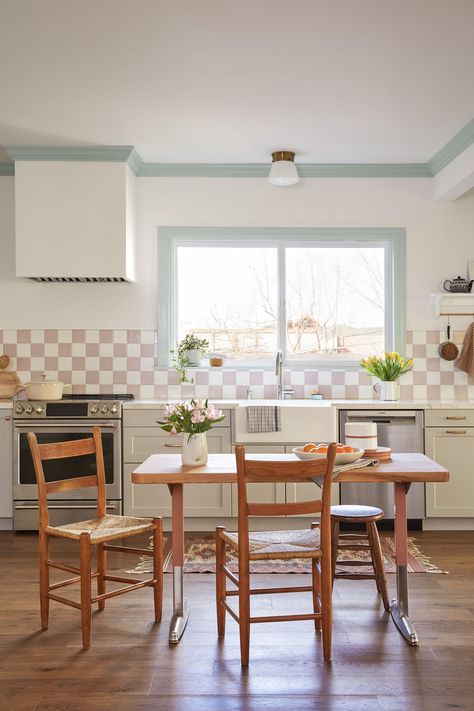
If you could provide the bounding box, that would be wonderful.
[24,374,64,401]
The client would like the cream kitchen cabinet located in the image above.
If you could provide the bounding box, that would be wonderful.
[0,413,13,524]
[425,425,474,517]
[230,444,286,516]
[123,409,232,518]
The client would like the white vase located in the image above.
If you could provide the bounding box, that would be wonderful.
[373,381,399,401]
[181,433,208,466]
[185,349,201,366]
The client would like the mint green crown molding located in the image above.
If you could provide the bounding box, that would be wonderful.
[138,162,430,178]
[428,118,474,175]
[3,145,140,167]
[0,162,14,176]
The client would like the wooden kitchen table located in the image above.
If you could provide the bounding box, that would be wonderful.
[132,453,448,646]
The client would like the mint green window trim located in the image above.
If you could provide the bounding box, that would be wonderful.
[157,227,406,368]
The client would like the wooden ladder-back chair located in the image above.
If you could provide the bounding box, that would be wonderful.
[27,426,163,649]
[215,443,337,666]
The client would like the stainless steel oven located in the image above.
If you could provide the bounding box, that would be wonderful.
[13,395,131,530]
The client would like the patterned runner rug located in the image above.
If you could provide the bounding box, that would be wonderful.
[129,533,447,575]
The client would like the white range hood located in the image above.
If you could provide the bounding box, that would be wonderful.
[13,160,136,282]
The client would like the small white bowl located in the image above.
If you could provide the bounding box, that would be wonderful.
[293,446,364,465]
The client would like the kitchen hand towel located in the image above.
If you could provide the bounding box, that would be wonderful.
[311,458,379,488]
[455,323,474,378]
[246,406,281,433]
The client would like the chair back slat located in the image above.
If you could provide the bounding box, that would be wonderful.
[248,500,323,517]
[37,437,96,460]
[27,428,107,529]
[45,475,99,495]
[243,458,331,484]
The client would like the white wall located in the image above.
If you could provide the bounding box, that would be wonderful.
[1,174,474,330]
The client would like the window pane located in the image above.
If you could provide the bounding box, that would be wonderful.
[176,246,278,359]
[285,247,385,360]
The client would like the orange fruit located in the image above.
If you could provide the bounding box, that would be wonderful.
[303,443,317,452]
[343,445,353,453]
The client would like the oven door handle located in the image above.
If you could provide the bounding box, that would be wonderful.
[14,503,119,510]
[14,422,118,429]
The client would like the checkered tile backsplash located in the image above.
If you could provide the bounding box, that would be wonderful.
[0,330,472,401]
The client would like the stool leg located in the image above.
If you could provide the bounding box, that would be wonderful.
[330,518,339,588]
[368,521,390,612]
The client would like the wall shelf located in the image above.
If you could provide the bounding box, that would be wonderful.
[431,293,474,317]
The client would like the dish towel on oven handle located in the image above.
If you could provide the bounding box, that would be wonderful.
[311,457,379,487]
[246,406,281,433]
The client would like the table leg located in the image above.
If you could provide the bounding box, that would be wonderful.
[168,483,189,644]
[391,482,418,646]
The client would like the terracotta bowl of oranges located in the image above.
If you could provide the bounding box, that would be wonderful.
[293,442,364,465]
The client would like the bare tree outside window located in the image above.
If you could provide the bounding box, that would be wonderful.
[176,244,386,362]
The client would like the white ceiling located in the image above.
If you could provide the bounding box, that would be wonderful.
[1,0,473,164]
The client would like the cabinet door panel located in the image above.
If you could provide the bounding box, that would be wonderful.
[123,427,232,517]
[425,428,474,517]
[124,463,232,518]
[231,444,286,516]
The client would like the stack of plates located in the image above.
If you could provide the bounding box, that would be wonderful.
[361,446,392,461]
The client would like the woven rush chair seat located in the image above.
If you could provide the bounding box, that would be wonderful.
[46,514,155,543]
[330,504,384,521]
[221,528,321,560]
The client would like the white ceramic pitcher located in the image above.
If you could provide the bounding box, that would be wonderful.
[181,433,208,466]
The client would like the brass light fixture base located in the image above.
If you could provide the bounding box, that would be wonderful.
[271,151,296,163]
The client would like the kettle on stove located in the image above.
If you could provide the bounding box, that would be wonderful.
[443,276,474,293]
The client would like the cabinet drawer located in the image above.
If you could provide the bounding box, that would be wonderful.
[425,410,474,427]
[124,408,231,428]
[124,427,231,462]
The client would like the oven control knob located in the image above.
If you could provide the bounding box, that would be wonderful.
[15,404,24,414]
[110,404,119,414]
[100,404,109,414]
[90,404,99,414]
[35,405,44,415]
[25,405,34,414]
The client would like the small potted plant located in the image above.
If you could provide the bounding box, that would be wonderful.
[158,399,224,466]
[360,352,413,401]
[170,333,209,383]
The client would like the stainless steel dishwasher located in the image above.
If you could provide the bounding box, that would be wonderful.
[338,410,425,523]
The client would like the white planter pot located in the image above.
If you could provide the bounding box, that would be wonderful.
[373,381,399,401]
[185,349,201,366]
[181,433,208,467]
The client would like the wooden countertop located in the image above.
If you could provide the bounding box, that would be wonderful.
[132,452,449,485]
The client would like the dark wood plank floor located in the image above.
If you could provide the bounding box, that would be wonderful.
[1,530,473,710]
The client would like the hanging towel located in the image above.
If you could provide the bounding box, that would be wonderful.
[455,323,474,378]
[311,458,379,487]
[246,406,281,433]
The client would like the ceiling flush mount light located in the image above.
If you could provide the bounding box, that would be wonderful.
[268,150,299,186]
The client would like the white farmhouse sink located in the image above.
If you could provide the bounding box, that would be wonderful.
[233,401,337,444]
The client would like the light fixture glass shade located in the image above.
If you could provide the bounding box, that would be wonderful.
[269,151,299,186]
